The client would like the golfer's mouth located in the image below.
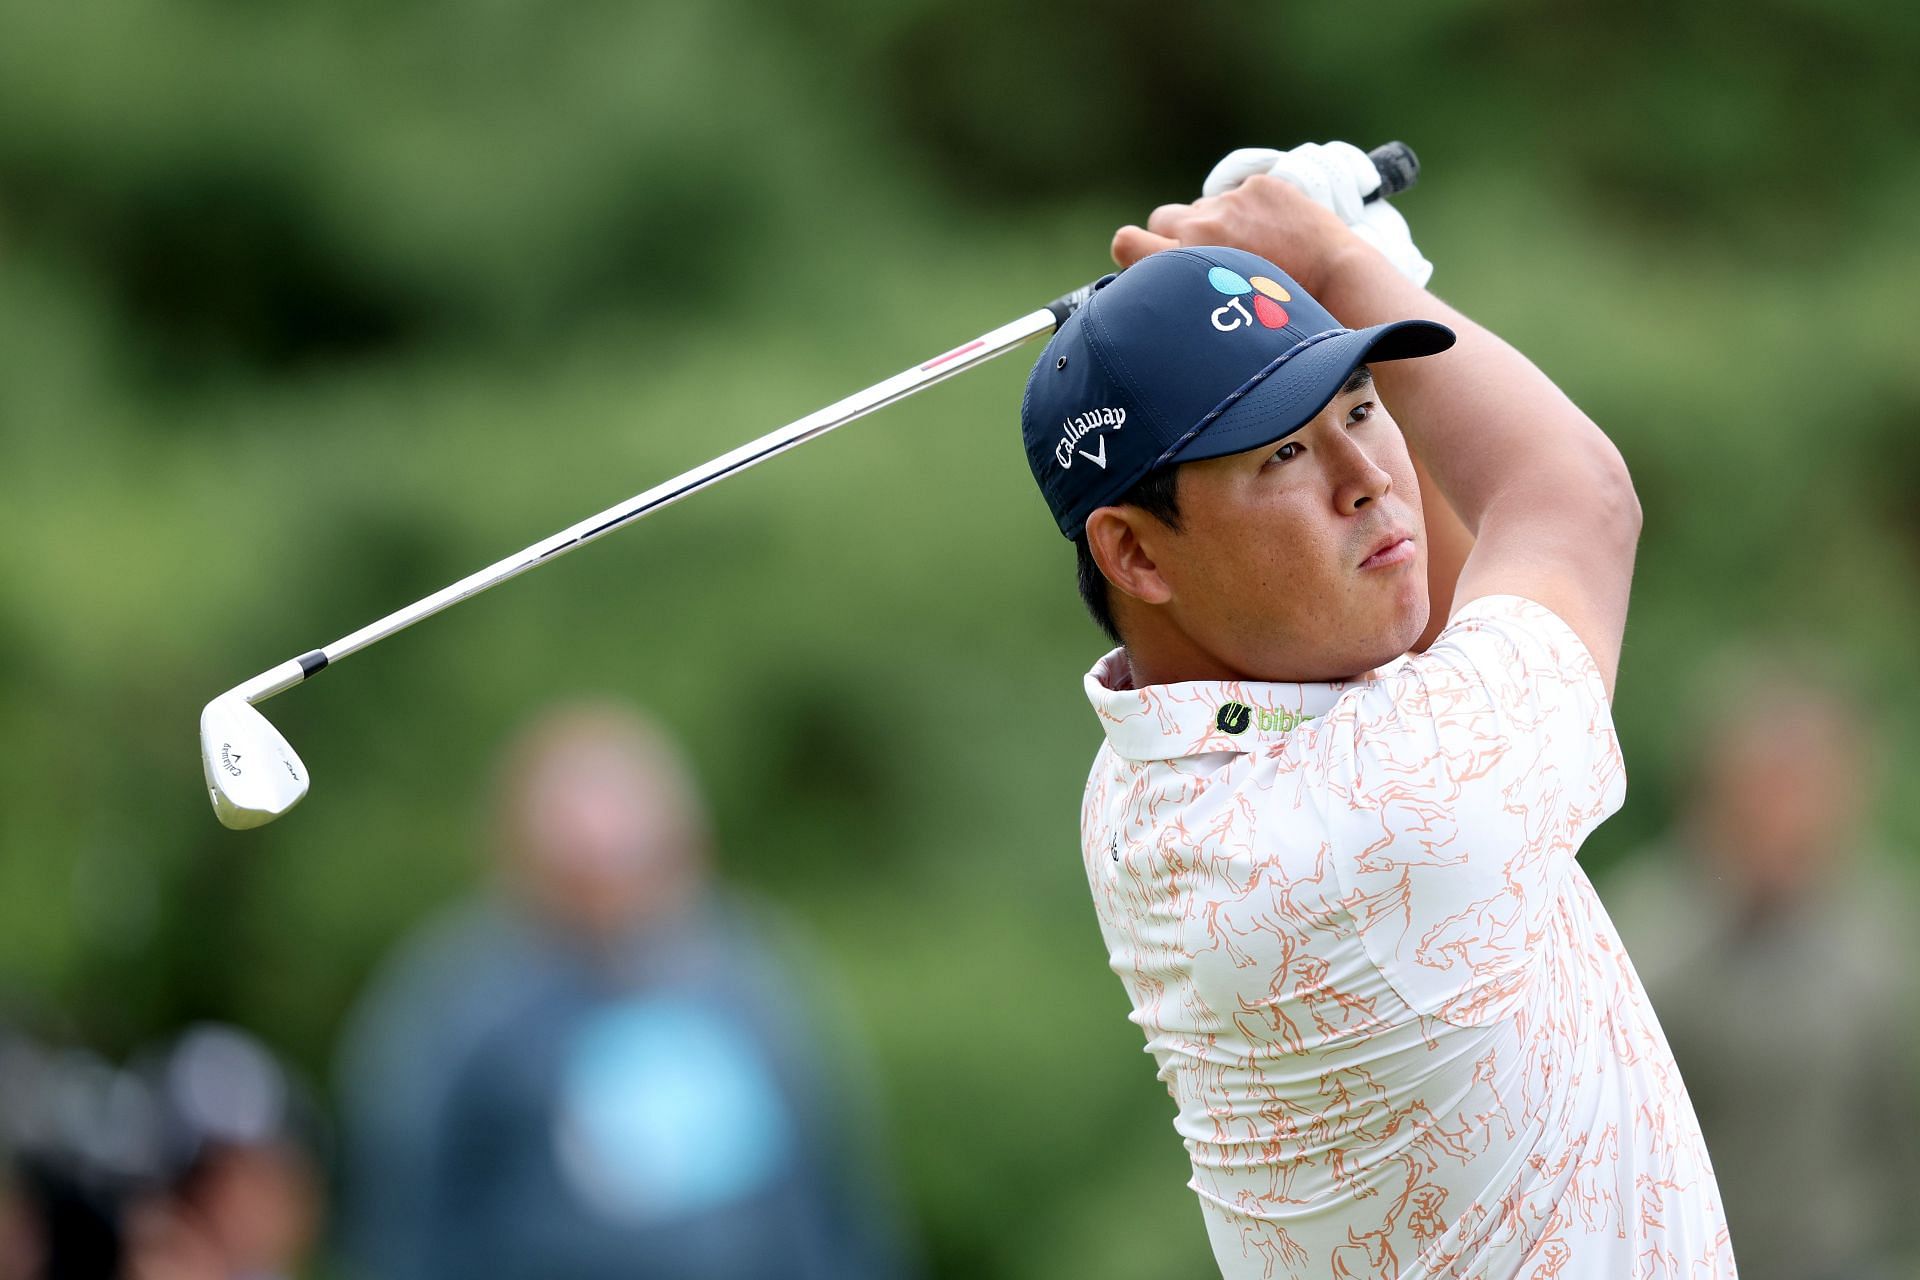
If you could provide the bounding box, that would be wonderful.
[1359,532,1416,570]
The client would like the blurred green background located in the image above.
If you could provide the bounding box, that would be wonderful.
[3,1,1918,1275]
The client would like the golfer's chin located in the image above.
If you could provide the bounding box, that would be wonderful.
[1181,576,1432,685]
[1345,578,1431,675]
[1246,601,1430,684]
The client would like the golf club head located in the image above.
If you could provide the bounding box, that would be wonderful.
[200,695,309,829]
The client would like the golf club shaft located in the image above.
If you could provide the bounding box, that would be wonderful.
[222,142,1421,708]
[226,285,1098,706]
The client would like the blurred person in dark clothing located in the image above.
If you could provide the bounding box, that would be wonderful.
[0,1024,321,1280]
[1,1168,41,1280]
[118,1026,323,1280]
[1606,661,1920,1280]
[336,702,914,1280]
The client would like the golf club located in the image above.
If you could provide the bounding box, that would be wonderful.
[200,143,1422,829]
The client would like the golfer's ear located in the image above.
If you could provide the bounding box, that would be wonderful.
[1085,507,1173,607]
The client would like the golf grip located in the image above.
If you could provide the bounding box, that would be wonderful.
[1043,141,1419,327]
[1366,141,1419,201]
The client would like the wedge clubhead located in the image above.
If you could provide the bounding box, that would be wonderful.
[200,694,309,829]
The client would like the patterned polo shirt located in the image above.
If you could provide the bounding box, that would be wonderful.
[1079,594,1735,1279]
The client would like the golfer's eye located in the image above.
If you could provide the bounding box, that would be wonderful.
[1348,401,1375,426]
[1269,441,1302,465]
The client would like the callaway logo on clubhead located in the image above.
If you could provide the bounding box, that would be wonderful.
[1206,266,1291,333]
[1053,407,1126,471]
[220,744,244,776]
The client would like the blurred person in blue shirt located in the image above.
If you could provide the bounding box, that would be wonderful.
[335,702,914,1280]
[1605,659,1920,1280]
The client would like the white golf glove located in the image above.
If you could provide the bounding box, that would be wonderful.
[1202,140,1433,288]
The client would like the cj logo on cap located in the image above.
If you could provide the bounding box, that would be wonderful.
[1207,267,1291,333]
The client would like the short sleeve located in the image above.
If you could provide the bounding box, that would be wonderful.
[1316,594,1626,1025]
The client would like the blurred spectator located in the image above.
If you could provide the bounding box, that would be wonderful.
[1607,660,1920,1280]
[119,1026,323,1280]
[1,1162,42,1280]
[336,702,914,1280]
[0,1024,321,1280]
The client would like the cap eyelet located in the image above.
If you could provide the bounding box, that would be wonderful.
[1055,356,1067,370]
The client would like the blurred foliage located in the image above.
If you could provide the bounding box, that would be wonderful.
[3,1,1919,1276]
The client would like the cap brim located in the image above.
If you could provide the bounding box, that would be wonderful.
[1165,319,1455,465]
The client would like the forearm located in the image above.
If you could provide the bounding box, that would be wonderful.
[1317,241,1634,534]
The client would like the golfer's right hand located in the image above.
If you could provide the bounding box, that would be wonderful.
[1204,141,1433,287]
[1111,173,1362,300]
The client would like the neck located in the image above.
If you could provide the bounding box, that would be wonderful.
[1123,646,1239,688]
[1115,614,1246,686]
[1117,618,1389,687]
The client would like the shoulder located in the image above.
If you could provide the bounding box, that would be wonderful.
[1414,593,1611,705]
[1310,597,1630,1022]
[1319,592,1619,768]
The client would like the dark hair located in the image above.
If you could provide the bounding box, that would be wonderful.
[1072,465,1182,645]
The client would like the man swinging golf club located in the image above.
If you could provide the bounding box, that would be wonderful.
[1021,141,1735,1278]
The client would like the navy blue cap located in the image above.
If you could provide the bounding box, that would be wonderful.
[1021,246,1455,538]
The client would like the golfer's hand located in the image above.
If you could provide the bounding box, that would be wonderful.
[1204,141,1433,287]
[1112,176,1361,299]
[1112,140,1432,296]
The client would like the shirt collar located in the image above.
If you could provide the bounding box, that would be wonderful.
[1084,647,1408,761]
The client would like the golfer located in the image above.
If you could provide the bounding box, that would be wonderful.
[1021,142,1735,1278]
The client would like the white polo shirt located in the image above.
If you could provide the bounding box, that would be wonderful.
[1079,594,1735,1279]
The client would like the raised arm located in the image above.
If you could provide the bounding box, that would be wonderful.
[1114,175,1641,696]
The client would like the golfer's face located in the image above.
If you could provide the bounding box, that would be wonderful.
[1158,376,1430,681]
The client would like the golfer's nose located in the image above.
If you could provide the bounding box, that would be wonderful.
[1331,438,1392,516]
